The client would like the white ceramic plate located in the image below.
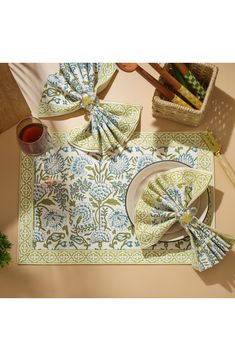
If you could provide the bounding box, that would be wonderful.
[126,160,208,242]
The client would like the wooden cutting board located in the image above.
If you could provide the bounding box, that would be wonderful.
[0,63,31,133]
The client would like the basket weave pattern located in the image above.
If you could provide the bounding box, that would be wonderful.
[152,63,218,126]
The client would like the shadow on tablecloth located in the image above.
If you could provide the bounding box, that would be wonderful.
[150,86,235,155]
[196,249,235,293]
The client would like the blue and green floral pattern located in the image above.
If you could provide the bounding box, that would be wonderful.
[18,131,215,264]
[39,63,142,155]
[135,167,235,271]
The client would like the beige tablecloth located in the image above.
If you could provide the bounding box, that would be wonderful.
[0,63,234,297]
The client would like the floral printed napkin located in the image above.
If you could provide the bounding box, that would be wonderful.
[135,167,235,271]
[18,131,215,265]
[39,63,142,155]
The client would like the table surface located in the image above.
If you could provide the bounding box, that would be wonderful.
[0,63,235,298]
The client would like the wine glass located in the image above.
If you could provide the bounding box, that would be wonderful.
[16,116,51,156]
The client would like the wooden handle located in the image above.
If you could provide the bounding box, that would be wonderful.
[136,65,174,100]
[171,64,188,87]
[217,153,235,187]
[149,63,202,109]
[174,63,188,76]
[149,63,180,90]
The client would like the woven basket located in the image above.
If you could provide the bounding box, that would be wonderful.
[152,63,218,127]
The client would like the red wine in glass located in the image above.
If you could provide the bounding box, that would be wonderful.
[16,116,50,156]
[19,123,43,143]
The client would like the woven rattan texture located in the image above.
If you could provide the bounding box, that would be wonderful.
[152,63,218,126]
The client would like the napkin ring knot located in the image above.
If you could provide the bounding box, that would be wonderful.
[177,207,197,228]
[80,92,99,112]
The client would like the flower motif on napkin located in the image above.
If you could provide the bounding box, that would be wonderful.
[135,167,235,271]
[39,63,142,155]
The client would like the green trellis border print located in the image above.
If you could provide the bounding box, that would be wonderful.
[18,131,214,265]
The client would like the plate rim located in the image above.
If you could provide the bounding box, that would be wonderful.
[125,159,210,242]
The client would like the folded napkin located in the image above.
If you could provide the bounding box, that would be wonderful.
[135,167,235,271]
[39,63,142,154]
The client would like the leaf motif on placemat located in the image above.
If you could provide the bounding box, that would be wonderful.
[40,199,55,206]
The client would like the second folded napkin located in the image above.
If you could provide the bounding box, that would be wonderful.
[135,167,235,271]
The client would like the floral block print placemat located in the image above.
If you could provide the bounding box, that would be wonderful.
[18,131,214,264]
